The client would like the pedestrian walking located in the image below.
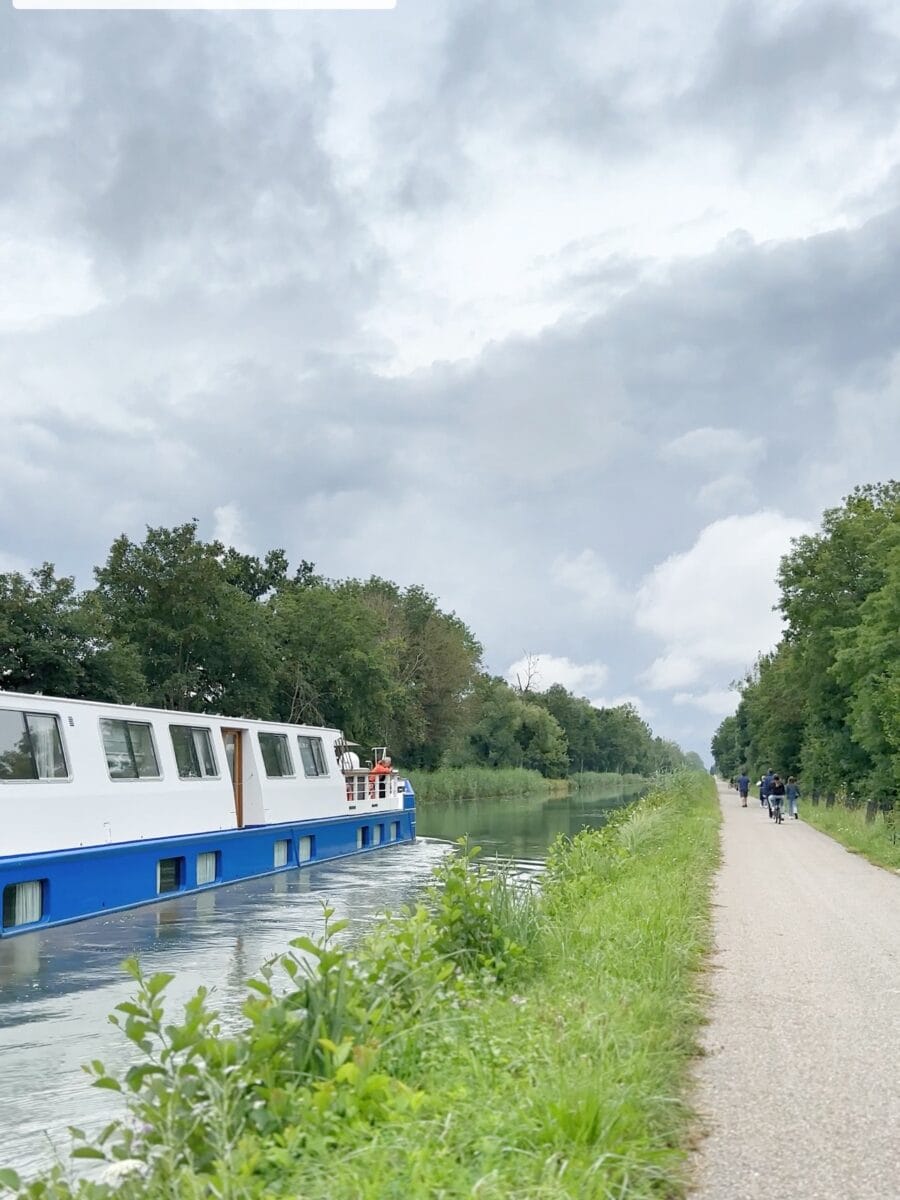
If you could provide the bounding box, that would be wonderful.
[736,770,750,807]
[786,776,801,820]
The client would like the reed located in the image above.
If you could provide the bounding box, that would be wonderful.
[406,765,550,803]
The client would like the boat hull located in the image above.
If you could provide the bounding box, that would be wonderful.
[0,809,416,937]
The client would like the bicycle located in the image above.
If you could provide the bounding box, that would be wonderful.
[771,797,784,824]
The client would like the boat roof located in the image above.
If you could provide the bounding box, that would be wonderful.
[0,689,341,735]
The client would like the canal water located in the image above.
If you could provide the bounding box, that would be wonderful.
[0,782,637,1175]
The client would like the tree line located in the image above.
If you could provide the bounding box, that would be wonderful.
[0,521,700,778]
[712,481,900,800]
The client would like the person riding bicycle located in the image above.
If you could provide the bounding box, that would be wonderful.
[762,769,775,814]
[770,775,786,823]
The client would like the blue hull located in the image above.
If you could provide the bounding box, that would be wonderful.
[0,808,416,937]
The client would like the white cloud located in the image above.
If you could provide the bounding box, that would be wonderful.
[505,653,609,703]
[551,548,626,617]
[696,473,755,511]
[661,426,764,464]
[673,689,739,718]
[641,652,702,691]
[636,510,814,685]
[212,503,251,553]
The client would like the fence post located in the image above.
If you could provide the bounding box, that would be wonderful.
[811,789,820,807]
[865,798,878,824]
[826,792,836,808]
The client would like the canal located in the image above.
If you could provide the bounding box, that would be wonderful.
[0,781,639,1175]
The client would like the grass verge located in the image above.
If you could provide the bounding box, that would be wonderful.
[407,766,554,803]
[6,771,718,1200]
[409,767,648,803]
[802,801,900,872]
[569,771,648,793]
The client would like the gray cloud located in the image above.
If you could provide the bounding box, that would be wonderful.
[3,1,900,761]
[683,2,900,149]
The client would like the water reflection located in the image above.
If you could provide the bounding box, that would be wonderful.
[0,841,448,1175]
[416,783,640,860]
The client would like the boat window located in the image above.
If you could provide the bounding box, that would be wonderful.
[196,851,220,885]
[170,726,219,779]
[157,857,184,894]
[259,732,294,778]
[273,839,290,868]
[297,735,329,778]
[299,835,315,862]
[101,719,161,780]
[0,709,68,782]
[2,881,44,928]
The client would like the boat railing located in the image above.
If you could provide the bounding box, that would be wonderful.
[341,768,401,809]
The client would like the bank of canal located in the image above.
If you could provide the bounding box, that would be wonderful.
[0,781,639,1177]
[6,771,718,1199]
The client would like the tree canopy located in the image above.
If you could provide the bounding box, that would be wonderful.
[711,481,900,799]
[2,521,694,777]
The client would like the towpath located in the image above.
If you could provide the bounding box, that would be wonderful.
[690,783,900,1200]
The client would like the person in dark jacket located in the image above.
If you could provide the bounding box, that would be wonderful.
[762,769,775,814]
[770,774,786,822]
[736,771,750,807]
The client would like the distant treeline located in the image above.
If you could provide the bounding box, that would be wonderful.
[0,521,700,778]
[712,482,900,799]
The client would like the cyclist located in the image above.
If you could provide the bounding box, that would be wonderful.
[770,774,786,824]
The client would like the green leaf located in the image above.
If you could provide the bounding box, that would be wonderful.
[145,971,175,997]
[0,1168,21,1191]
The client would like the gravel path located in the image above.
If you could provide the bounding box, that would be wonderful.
[690,784,900,1200]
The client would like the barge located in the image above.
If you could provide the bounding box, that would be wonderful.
[0,690,415,936]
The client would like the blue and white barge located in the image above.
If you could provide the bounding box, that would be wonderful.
[0,691,416,936]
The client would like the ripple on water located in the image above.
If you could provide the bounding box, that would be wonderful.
[0,840,450,1176]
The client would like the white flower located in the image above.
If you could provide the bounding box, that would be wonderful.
[98,1159,147,1183]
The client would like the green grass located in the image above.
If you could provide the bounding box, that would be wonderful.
[9,771,719,1200]
[409,767,649,803]
[569,771,648,793]
[803,800,900,872]
[407,766,553,803]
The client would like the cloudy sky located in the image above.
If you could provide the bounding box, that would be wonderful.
[3,0,900,760]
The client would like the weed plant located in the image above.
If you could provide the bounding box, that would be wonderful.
[5,771,718,1200]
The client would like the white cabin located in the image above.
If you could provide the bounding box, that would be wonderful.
[0,691,403,858]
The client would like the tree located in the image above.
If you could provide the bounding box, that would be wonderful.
[268,581,398,743]
[445,675,569,777]
[342,578,483,768]
[93,522,275,716]
[0,564,145,702]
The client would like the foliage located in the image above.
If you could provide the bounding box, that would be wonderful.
[94,522,277,716]
[6,771,717,1200]
[711,481,900,799]
[2,521,690,776]
[0,565,145,702]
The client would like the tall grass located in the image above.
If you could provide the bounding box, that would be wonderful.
[409,767,648,803]
[407,765,550,803]
[7,771,719,1200]
[569,770,648,792]
[803,800,900,871]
